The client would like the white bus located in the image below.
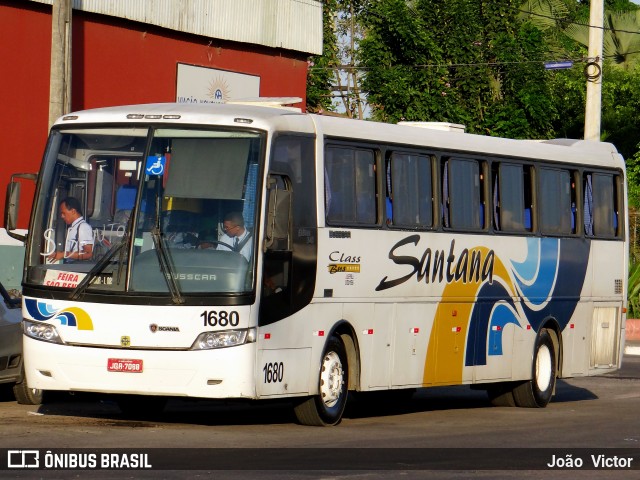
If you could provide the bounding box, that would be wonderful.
[8,101,627,425]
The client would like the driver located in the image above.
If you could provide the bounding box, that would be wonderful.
[216,211,252,262]
[48,197,94,263]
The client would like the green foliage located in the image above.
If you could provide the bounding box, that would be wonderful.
[306,0,339,112]
[358,0,557,138]
[564,9,640,71]
[628,261,640,318]
[627,147,640,209]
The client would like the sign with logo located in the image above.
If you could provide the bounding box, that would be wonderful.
[176,63,260,104]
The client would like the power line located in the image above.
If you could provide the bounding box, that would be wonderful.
[310,49,640,72]
[311,57,586,71]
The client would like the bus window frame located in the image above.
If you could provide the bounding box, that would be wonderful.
[324,141,381,229]
[385,150,436,231]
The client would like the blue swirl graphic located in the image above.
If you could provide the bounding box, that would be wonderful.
[512,238,559,306]
[25,298,55,321]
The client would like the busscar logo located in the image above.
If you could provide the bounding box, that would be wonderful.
[120,336,131,347]
[149,324,180,333]
[8,450,39,468]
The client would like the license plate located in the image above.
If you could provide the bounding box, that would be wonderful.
[107,358,143,373]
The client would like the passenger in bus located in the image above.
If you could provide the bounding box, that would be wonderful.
[48,197,94,263]
[216,211,252,262]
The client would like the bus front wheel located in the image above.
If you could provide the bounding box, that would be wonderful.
[294,335,349,426]
[513,329,557,408]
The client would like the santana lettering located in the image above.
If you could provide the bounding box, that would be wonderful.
[376,237,494,291]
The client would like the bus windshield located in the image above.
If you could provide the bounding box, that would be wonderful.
[25,126,264,297]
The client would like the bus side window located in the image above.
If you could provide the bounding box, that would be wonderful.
[496,162,527,232]
[447,157,484,230]
[585,172,616,237]
[539,167,572,235]
[325,146,376,225]
[388,152,433,228]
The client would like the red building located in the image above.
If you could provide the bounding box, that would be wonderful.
[0,0,322,287]
[0,0,321,229]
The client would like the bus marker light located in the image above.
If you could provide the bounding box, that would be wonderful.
[363,329,374,335]
[313,331,325,337]
[527,325,532,330]
[263,333,271,339]
[412,328,419,334]
[570,324,575,329]
[491,326,502,331]
[452,327,461,333]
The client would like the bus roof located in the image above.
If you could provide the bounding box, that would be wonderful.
[54,102,623,170]
[309,114,623,170]
[53,102,316,134]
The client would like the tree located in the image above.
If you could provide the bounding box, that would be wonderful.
[306,0,339,112]
[358,0,558,138]
[306,0,368,116]
[333,0,368,118]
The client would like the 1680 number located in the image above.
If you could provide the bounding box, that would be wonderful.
[263,362,284,383]
[201,310,240,327]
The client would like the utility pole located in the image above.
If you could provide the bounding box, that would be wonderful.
[584,0,604,141]
[49,0,72,129]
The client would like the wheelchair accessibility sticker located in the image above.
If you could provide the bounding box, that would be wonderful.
[145,155,166,176]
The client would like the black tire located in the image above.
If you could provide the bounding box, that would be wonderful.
[513,329,556,408]
[486,382,517,407]
[294,336,349,426]
[13,380,44,405]
[117,395,166,419]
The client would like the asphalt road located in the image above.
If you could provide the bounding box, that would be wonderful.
[0,355,639,479]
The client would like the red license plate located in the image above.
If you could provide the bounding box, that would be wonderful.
[107,358,143,373]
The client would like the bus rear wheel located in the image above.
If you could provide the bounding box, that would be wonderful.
[294,335,349,426]
[486,383,516,407]
[513,329,556,408]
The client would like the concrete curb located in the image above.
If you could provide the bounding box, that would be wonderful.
[626,345,640,356]
[625,319,640,356]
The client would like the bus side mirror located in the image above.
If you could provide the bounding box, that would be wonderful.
[4,173,37,243]
[264,175,291,252]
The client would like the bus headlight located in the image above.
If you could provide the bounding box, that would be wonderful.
[23,320,63,344]
[191,328,256,350]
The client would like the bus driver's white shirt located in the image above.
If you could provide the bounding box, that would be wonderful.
[65,217,94,258]
[217,229,251,262]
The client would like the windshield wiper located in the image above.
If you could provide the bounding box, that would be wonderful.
[69,238,127,301]
[150,227,185,305]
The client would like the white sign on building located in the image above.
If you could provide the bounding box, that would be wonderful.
[176,63,260,104]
